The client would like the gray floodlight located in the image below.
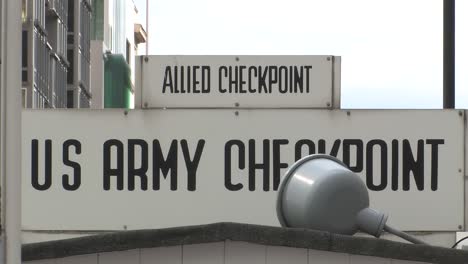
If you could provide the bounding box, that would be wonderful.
[276,154,427,245]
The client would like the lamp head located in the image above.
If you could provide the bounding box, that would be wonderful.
[276,154,387,237]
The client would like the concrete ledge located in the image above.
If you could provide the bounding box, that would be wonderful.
[22,222,468,263]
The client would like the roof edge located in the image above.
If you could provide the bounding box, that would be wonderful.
[22,222,468,264]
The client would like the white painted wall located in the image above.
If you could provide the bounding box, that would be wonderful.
[23,242,430,264]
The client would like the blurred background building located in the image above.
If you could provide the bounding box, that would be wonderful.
[21,0,146,109]
[68,0,93,108]
[91,0,146,109]
[22,0,71,108]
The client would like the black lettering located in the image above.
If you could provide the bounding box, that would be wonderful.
[128,139,148,191]
[329,139,341,157]
[273,139,289,190]
[278,66,288,93]
[293,66,304,93]
[62,139,81,191]
[202,66,210,93]
[103,139,124,191]
[239,66,247,93]
[366,140,388,191]
[402,139,424,191]
[289,66,293,92]
[185,66,190,93]
[31,139,52,191]
[248,66,257,93]
[258,66,268,93]
[294,139,315,161]
[153,140,178,190]
[181,66,185,93]
[268,66,277,93]
[304,66,312,93]
[249,139,270,191]
[225,140,245,191]
[193,66,200,93]
[228,66,238,93]
[219,66,227,93]
[391,140,399,190]
[181,139,205,191]
[343,139,364,172]
[162,66,173,93]
[318,139,326,154]
[175,66,181,93]
[426,139,444,191]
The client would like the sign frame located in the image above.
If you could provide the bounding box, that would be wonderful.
[21,109,465,232]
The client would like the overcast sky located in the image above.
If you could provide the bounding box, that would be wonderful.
[133,0,467,109]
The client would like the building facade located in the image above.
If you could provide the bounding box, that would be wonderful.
[22,0,92,108]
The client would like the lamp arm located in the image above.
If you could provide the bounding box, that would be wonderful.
[383,224,428,245]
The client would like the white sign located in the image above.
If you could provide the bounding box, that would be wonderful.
[22,109,464,231]
[137,55,339,108]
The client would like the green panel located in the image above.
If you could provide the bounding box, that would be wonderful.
[91,0,104,40]
[104,54,132,108]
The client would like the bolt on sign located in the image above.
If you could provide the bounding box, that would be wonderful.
[22,109,464,232]
[137,55,340,108]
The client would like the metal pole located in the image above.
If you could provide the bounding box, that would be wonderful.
[443,0,455,109]
[0,0,22,263]
[146,0,149,56]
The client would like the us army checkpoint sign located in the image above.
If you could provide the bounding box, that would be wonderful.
[22,109,464,231]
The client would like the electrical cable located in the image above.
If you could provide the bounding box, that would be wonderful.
[383,224,427,245]
[452,236,468,249]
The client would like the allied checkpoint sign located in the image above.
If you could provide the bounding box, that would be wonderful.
[138,55,339,108]
[22,109,464,232]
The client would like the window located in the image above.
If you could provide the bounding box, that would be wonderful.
[67,49,73,84]
[22,30,28,82]
[22,88,27,108]
[34,0,46,32]
[22,71,28,82]
[63,0,69,28]
[33,29,39,87]
[54,61,67,108]
[80,50,90,91]
[67,90,74,108]
[67,0,74,32]
[80,89,90,108]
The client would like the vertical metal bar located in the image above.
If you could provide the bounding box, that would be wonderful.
[146,0,149,56]
[0,0,22,262]
[443,0,455,109]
